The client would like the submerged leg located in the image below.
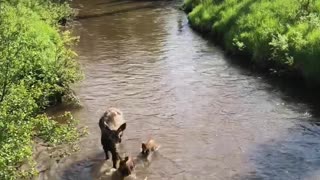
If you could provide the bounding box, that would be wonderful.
[111,151,119,168]
[101,139,109,160]
[103,146,109,160]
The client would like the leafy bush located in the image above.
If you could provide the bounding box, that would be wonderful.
[0,0,81,179]
[34,112,79,145]
[185,0,320,83]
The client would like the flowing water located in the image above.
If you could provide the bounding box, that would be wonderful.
[47,0,320,179]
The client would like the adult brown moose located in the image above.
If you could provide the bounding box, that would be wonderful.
[99,107,127,168]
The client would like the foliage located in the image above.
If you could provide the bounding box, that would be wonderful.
[35,112,79,145]
[185,0,320,83]
[0,0,81,179]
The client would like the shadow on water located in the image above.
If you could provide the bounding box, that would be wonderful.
[197,23,320,180]
[95,1,140,9]
[219,46,320,180]
[207,51,320,179]
[60,151,160,180]
[75,5,156,20]
[228,55,320,119]
[60,152,105,180]
[75,0,174,20]
[95,0,131,6]
[232,126,320,180]
[202,32,320,119]
[96,0,173,6]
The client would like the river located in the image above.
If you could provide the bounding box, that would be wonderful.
[49,0,320,179]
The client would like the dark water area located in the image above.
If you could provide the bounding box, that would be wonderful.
[42,0,320,179]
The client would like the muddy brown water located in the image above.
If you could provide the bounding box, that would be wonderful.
[46,0,320,179]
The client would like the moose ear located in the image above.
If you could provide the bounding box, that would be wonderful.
[117,123,126,133]
[142,143,147,150]
[124,156,129,162]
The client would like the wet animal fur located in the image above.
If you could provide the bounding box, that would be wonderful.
[99,108,127,168]
[141,138,160,160]
[91,156,135,180]
[116,156,135,178]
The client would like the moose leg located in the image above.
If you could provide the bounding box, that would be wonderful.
[103,148,109,160]
[101,138,109,160]
[111,151,119,168]
[103,145,109,160]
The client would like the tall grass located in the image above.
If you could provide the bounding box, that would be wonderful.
[0,0,82,179]
[184,0,320,83]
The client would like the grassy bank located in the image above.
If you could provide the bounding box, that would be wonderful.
[0,0,82,179]
[183,0,320,84]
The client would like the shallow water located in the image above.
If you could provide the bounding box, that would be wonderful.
[49,0,320,179]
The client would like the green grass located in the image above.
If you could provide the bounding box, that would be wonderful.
[0,0,82,179]
[184,0,320,83]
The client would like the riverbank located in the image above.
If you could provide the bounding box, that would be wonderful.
[183,0,320,85]
[0,0,83,179]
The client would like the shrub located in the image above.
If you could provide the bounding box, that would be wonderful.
[0,0,81,179]
[185,0,320,83]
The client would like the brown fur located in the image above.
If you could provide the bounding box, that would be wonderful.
[141,138,160,158]
[116,156,135,178]
[91,156,135,180]
[99,108,125,132]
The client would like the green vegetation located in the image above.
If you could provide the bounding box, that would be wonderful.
[0,0,82,179]
[184,0,320,83]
